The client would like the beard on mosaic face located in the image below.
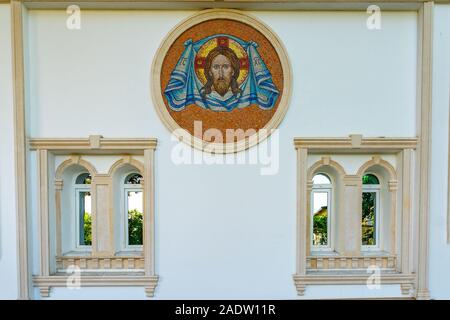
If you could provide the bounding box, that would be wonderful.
[210,54,233,96]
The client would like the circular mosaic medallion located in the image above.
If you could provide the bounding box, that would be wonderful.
[152,9,292,153]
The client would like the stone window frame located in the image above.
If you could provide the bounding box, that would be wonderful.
[293,135,418,297]
[30,135,158,298]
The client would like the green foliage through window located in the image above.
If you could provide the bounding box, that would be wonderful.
[362,192,376,246]
[128,209,143,245]
[125,173,143,185]
[83,212,92,246]
[313,208,328,246]
[362,174,379,185]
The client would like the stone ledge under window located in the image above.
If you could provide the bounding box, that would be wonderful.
[293,272,416,297]
[33,274,159,298]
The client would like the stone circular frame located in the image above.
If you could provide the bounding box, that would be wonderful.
[151,9,292,153]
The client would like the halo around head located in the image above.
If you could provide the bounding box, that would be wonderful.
[194,36,249,86]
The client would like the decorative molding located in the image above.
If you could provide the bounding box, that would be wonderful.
[11,0,29,300]
[144,149,156,276]
[350,134,363,148]
[294,137,418,153]
[89,135,102,149]
[39,287,51,298]
[38,150,50,277]
[343,174,362,186]
[56,256,145,270]
[55,157,98,180]
[416,1,433,300]
[18,1,450,11]
[356,157,397,180]
[91,175,114,256]
[307,157,346,181]
[29,136,157,153]
[293,273,416,285]
[108,156,145,177]
[401,283,414,296]
[296,148,308,275]
[33,275,159,298]
[307,255,396,270]
[151,8,292,154]
[293,273,416,296]
[401,149,413,275]
[388,180,398,192]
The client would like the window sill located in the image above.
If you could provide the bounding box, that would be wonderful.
[310,250,339,256]
[115,250,143,256]
[62,250,92,257]
[292,272,415,296]
[33,274,158,298]
[361,250,391,256]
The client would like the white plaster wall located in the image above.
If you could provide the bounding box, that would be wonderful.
[0,4,19,300]
[429,4,450,300]
[21,9,422,299]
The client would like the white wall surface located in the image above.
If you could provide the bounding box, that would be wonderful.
[7,7,450,299]
[429,4,450,300]
[0,3,19,300]
[23,9,419,299]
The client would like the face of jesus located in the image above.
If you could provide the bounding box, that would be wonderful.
[210,54,234,97]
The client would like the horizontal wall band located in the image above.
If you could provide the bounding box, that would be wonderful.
[29,137,157,152]
[293,273,416,285]
[13,0,448,11]
[33,275,159,297]
[294,136,418,152]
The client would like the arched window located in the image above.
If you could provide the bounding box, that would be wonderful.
[74,173,92,248]
[361,173,380,248]
[124,173,143,247]
[311,173,332,248]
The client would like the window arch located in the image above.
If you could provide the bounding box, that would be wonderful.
[361,173,381,249]
[311,173,332,248]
